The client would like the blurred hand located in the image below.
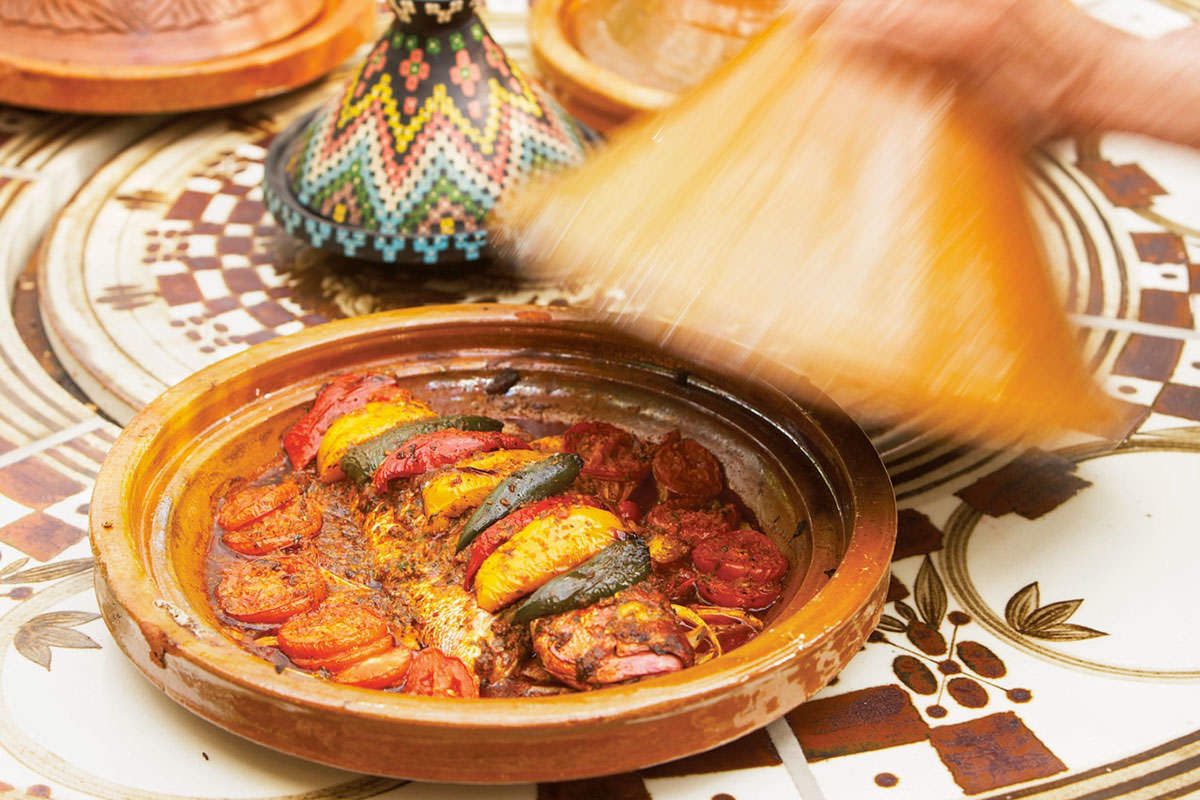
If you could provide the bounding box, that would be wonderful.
[801,0,1146,141]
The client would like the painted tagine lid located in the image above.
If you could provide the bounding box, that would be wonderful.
[264,0,595,265]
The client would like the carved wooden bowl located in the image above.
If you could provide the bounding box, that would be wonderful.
[89,305,895,782]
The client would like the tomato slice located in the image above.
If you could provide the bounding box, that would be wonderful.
[215,557,327,625]
[291,635,394,672]
[373,430,531,491]
[221,497,323,556]
[652,432,724,501]
[616,500,641,524]
[284,374,399,469]
[692,530,788,582]
[404,649,479,698]
[217,482,299,532]
[333,647,414,689]
[277,601,390,661]
[643,499,738,544]
[658,568,698,602]
[462,494,605,589]
[563,422,650,481]
[696,573,782,610]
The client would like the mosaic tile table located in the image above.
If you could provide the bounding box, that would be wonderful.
[0,1,1198,798]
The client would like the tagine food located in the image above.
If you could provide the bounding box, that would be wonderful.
[205,372,791,698]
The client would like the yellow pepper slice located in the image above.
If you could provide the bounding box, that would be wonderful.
[420,449,545,523]
[316,400,435,481]
[473,505,621,612]
[529,435,565,453]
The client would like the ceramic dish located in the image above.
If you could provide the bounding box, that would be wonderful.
[0,0,373,114]
[90,304,895,782]
[530,0,780,131]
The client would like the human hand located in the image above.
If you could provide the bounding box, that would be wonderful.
[799,0,1139,142]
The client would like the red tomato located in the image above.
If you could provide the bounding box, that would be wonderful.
[694,608,762,652]
[283,374,400,469]
[692,530,788,582]
[563,422,650,481]
[221,497,322,556]
[291,635,394,672]
[333,647,414,689]
[644,499,738,544]
[217,482,299,532]
[652,432,724,501]
[373,430,531,491]
[404,649,479,698]
[215,557,326,625]
[658,568,698,602]
[696,573,782,610]
[462,495,605,589]
[617,500,641,524]
[277,601,390,661]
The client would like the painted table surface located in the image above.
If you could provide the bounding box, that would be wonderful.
[0,1,1198,798]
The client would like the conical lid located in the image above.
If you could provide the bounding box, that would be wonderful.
[499,22,1123,444]
[264,0,593,264]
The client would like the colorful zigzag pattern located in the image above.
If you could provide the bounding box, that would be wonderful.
[284,9,590,263]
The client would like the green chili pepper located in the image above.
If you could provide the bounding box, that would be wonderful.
[512,537,651,623]
[341,414,503,486]
[455,452,583,552]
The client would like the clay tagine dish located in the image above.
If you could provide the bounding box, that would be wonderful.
[264,0,595,265]
[532,0,783,131]
[89,305,897,782]
[0,0,375,113]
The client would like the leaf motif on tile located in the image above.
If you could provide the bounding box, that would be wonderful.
[894,600,917,622]
[14,610,101,670]
[877,614,907,634]
[1005,582,1107,641]
[0,557,93,584]
[914,556,947,628]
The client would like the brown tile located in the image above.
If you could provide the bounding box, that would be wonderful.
[1113,334,1183,382]
[0,512,85,561]
[1075,159,1164,208]
[229,199,265,224]
[1132,232,1188,263]
[928,712,1066,795]
[157,273,202,306]
[893,509,943,561]
[0,459,83,509]
[164,190,212,221]
[219,236,253,255]
[786,684,929,761]
[222,268,264,294]
[1155,384,1200,422]
[247,302,293,328]
[537,774,650,800]
[1139,289,1193,327]
[955,450,1091,520]
[184,256,220,270]
[642,729,781,778]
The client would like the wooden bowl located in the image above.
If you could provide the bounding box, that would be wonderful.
[90,304,895,782]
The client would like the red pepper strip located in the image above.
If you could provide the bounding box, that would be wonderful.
[283,374,397,469]
[462,494,605,590]
[373,431,531,493]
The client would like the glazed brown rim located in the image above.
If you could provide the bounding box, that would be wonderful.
[90,305,894,731]
[0,0,374,114]
[529,0,676,118]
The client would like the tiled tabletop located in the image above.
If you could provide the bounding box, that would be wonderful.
[0,1,1197,798]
